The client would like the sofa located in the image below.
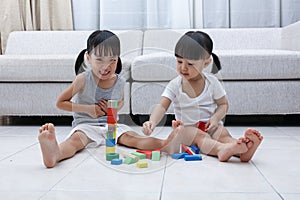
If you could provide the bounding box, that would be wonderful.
[0,21,300,119]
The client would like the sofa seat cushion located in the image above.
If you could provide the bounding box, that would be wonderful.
[218,49,300,80]
[0,55,131,82]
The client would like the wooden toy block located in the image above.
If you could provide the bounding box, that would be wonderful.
[107,124,117,132]
[171,152,188,159]
[131,152,147,159]
[136,161,148,168]
[107,100,118,108]
[197,121,206,132]
[106,139,116,147]
[106,146,116,154]
[181,144,194,155]
[107,115,117,124]
[136,150,152,159]
[106,131,116,139]
[107,108,117,117]
[124,157,137,165]
[111,158,122,165]
[190,144,200,154]
[106,153,119,161]
[151,151,160,161]
[184,154,202,161]
[122,152,139,162]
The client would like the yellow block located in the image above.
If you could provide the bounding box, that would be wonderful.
[106,146,116,154]
[136,161,148,168]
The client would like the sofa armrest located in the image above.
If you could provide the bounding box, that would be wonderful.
[282,21,300,51]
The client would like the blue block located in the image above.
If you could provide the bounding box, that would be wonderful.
[106,139,116,147]
[190,144,200,154]
[111,158,123,165]
[184,155,202,161]
[172,153,188,159]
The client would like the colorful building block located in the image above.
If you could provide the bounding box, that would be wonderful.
[107,108,117,117]
[124,157,137,164]
[107,100,118,108]
[184,154,202,161]
[136,150,152,159]
[106,146,116,154]
[122,152,139,162]
[106,139,116,147]
[131,152,147,159]
[106,153,119,161]
[136,161,148,168]
[111,158,122,165]
[107,115,117,124]
[190,144,200,154]
[197,121,206,132]
[151,151,160,161]
[181,144,194,155]
[171,152,188,159]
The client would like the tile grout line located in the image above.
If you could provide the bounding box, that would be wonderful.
[38,154,92,199]
[0,142,38,162]
[251,161,284,200]
[158,156,169,200]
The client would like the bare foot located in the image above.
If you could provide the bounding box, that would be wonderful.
[240,128,263,162]
[218,138,248,162]
[161,126,185,154]
[38,123,61,168]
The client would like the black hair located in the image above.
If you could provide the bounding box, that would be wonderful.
[74,30,122,75]
[175,31,221,73]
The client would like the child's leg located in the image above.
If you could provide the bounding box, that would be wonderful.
[240,128,263,162]
[38,123,92,168]
[184,126,248,162]
[117,127,181,150]
[210,125,238,144]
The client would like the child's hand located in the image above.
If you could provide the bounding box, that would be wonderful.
[205,117,219,133]
[172,120,183,129]
[98,99,108,115]
[142,121,155,136]
[87,104,106,118]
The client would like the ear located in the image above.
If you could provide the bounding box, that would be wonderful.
[85,51,92,64]
[204,57,212,68]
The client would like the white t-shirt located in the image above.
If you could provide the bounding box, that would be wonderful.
[162,73,226,125]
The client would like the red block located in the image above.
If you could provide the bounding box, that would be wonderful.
[107,115,117,124]
[197,121,206,132]
[107,108,117,117]
[181,144,194,155]
[136,150,152,159]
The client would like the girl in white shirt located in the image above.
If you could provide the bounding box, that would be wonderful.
[143,31,263,162]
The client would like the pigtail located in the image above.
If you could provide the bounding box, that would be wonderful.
[211,52,222,74]
[74,49,88,75]
[115,57,122,74]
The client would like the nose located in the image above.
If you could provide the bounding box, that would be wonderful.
[180,60,188,71]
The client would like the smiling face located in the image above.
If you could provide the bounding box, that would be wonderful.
[86,51,118,80]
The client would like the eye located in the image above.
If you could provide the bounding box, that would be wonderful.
[177,60,183,64]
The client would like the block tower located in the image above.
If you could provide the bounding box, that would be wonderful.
[105,100,118,160]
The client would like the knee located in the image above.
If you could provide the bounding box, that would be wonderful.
[69,131,88,147]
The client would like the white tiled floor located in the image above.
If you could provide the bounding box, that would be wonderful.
[0,125,299,200]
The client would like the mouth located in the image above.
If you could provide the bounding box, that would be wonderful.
[100,71,110,76]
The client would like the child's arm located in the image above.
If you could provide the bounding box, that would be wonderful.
[206,96,228,133]
[56,74,106,118]
[142,97,171,135]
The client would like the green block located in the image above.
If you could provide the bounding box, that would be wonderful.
[131,152,147,159]
[106,153,119,161]
[124,157,136,165]
[151,151,160,161]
